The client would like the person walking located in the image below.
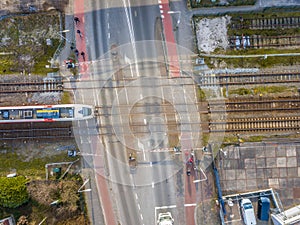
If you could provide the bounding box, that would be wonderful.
[77,30,82,39]
[74,17,80,25]
[81,51,85,61]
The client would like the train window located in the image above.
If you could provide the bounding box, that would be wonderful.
[24,110,33,118]
[3,111,9,119]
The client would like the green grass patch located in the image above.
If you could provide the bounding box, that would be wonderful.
[0,12,61,75]
[205,48,300,68]
[61,91,72,104]
[190,0,255,8]
[229,87,252,95]
[228,86,293,96]
[0,151,77,179]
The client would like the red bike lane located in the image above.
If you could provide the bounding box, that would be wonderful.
[74,0,117,224]
[74,0,89,80]
[160,0,181,78]
[181,133,197,225]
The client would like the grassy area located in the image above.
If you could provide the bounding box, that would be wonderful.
[0,12,61,75]
[0,150,77,179]
[61,91,73,104]
[228,86,296,96]
[190,0,255,8]
[205,47,300,68]
[0,144,88,224]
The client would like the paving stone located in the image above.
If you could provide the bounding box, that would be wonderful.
[266,158,276,168]
[287,147,296,157]
[279,188,293,199]
[287,179,294,188]
[257,178,268,189]
[288,167,298,177]
[287,157,297,167]
[228,148,240,159]
[256,158,266,168]
[279,178,288,188]
[236,180,246,191]
[246,179,257,190]
[245,158,256,169]
[294,178,300,187]
[227,180,237,191]
[256,148,265,158]
[256,168,264,179]
[264,168,272,179]
[276,146,287,157]
[223,159,239,170]
[240,147,256,159]
[237,159,245,169]
[277,157,287,168]
[293,188,300,198]
[279,168,287,177]
[236,169,245,180]
[265,147,275,157]
[226,170,236,180]
[246,169,256,179]
[268,178,279,188]
[272,168,279,178]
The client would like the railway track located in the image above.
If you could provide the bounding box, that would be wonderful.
[0,127,73,140]
[95,97,300,115]
[231,16,300,30]
[198,71,300,86]
[0,80,63,93]
[229,35,300,49]
[209,97,300,112]
[209,116,300,133]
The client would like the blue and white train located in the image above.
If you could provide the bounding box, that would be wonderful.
[0,104,93,123]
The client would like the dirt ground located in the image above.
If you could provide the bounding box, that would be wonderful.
[0,0,69,14]
[196,16,231,54]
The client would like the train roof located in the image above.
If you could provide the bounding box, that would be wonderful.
[0,104,91,110]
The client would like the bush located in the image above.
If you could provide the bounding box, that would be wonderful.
[0,176,29,208]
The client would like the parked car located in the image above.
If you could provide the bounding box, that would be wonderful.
[157,212,174,225]
[241,198,257,225]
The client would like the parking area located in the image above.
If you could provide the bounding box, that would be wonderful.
[222,189,279,225]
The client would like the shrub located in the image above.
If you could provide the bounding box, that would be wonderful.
[0,176,29,208]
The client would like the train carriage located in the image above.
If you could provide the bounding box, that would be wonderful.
[0,104,93,123]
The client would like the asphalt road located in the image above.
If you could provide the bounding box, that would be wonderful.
[71,0,300,224]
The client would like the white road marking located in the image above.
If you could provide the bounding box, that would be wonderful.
[135,193,138,200]
[144,118,147,125]
[159,5,163,8]
[161,15,164,19]
[150,161,153,167]
[152,182,155,188]
[160,10,163,13]
[138,203,141,210]
[155,205,176,210]
[184,203,197,207]
[134,10,137,17]
[108,33,110,39]
[107,23,110,29]
[140,214,143,220]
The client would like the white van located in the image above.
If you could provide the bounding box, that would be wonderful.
[241,199,257,225]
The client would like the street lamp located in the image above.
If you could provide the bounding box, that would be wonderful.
[167,11,181,30]
[57,29,72,44]
[78,179,92,193]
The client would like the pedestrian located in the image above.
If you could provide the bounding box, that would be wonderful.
[81,51,85,61]
[77,30,82,38]
[74,17,80,25]
[74,49,79,57]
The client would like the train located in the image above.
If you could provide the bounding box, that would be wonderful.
[0,104,94,123]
